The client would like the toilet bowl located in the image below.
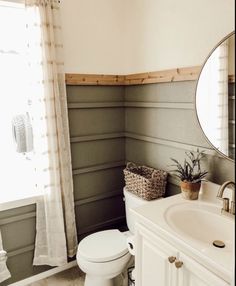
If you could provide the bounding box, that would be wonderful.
[77,229,131,286]
[77,188,160,286]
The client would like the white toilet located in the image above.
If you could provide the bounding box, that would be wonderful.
[77,188,157,286]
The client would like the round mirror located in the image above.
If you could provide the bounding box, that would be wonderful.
[196,32,235,161]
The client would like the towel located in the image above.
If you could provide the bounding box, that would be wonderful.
[0,231,11,283]
[12,113,33,153]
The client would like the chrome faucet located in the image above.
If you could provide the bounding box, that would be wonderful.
[217,181,235,215]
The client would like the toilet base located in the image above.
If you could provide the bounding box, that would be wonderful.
[85,275,114,286]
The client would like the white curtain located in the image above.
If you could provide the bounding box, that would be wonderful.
[196,40,229,156]
[0,231,11,283]
[25,0,78,266]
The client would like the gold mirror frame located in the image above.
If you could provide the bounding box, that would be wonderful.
[195,31,235,162]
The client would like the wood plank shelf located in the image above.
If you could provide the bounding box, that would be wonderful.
[65,66,201,86]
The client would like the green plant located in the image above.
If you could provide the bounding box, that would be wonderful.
[170,149,208,183]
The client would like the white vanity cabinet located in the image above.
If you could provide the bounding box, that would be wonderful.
[136,225,177,286]
[135,223,230,286]
[176,252,229,286]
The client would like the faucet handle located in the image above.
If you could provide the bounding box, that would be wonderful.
[217,181,235,216]
[222,198,230,212]
[230,201,235,215]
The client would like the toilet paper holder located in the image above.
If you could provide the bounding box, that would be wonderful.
[127,235,135,255]
[128,242,134,250]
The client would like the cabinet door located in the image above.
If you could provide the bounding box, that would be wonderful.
[136,224,178,286]
[177,253,230,286]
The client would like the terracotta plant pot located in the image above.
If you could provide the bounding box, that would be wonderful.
[180,181,201,200]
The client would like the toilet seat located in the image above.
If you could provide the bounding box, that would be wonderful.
[77,229,128,263]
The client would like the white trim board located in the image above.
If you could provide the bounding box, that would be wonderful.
[8,260,77,286]
[70,132,125,143]
[125,132,216,155]
[67,102,194,110]
[75,189,122,207]
[125,102,194,109]
[0,193,41,212]
[78,215,125,235]
[0,212,36,226]
[8,245,35,258]
[68,102,124,109]
[72,161,125,175]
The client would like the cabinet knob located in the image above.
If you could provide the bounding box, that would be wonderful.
[175,260,183,268]
[168,256,176,263]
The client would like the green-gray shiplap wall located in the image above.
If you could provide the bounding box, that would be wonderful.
[124,81,234,197]
[0,79,234,285]
[67,85,126,236]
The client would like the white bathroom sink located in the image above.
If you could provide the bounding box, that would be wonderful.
[131,182,235,282]
[164,202,234,251]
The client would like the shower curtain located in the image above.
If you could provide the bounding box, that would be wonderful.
[0,231,11,283]
[25,0,78,266]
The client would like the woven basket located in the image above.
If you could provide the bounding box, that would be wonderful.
[123,162,168,200]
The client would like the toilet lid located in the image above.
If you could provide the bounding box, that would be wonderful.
[77,229,128,262]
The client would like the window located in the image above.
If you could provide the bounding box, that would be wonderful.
[0,1,42,206]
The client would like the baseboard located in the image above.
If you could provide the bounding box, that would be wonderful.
[8,260,77,286]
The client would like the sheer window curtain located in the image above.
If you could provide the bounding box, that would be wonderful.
[196,40,229,156]
[25,0,78,266]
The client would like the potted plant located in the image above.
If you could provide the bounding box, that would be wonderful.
[170,149,208,200]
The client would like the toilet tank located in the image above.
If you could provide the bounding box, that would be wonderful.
[123,188,149,234]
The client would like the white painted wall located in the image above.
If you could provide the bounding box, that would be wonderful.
[60,0,126,74]
[124,0,235,74]
[60,0,234,74]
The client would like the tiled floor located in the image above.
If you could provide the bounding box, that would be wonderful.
[28,256,134,286]
[28,267,85,286]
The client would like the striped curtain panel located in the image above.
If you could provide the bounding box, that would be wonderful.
[25,0,78,266]
[0,231,11,283]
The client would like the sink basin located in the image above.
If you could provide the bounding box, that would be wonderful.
[164,202,234,251]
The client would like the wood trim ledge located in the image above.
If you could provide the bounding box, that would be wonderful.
[66,74,125,86]
[65,66,201,86]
